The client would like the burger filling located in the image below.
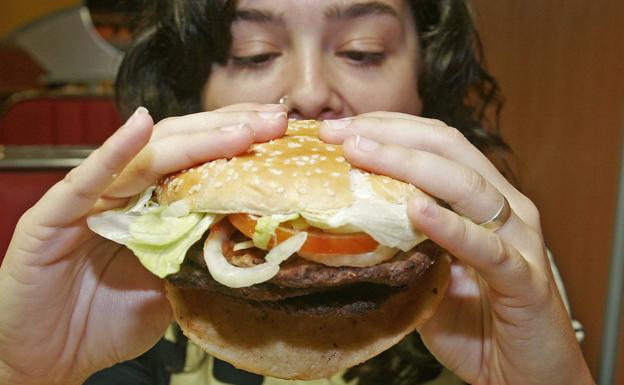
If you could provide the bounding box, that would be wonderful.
[87,185,437,316]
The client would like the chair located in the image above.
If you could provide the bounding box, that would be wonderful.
[0,170,68,262]
[0,90,122,145]
[0,90,120,264]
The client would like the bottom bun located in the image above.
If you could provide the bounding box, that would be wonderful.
[165,253,451,380]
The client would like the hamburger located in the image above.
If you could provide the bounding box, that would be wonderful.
[87,119,450,379]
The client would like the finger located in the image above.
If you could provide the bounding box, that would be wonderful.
[320,115,454,150]
[107,123,257,197]
[357,110,447,126]
[152,107,287,142]
[320,115,506,189]
[408,195,535,301]
[342,135,504,224]
[29,107,153,227]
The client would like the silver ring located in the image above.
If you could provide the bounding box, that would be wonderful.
[478,195,512,231]
[278,95,289,105]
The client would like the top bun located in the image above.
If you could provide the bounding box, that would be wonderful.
[155,120,419,217]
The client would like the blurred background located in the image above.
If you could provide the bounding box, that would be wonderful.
[0,1,622,383]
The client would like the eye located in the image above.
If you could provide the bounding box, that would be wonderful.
[339,51,386,66]
[231,53,280,69]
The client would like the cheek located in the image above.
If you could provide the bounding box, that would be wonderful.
[341,72,422,116]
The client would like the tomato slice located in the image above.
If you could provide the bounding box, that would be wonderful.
[227,214,378,255]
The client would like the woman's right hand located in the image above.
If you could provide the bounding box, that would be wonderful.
[0,104,287,385]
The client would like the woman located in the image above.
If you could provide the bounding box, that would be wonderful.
[0,0,595,384]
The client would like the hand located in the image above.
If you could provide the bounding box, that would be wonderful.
[320,112,595,385]
[0,104,288,385]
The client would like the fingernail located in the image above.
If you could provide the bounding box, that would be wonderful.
[124,106,148,127]
[258,111,287,120]
[323,118,352,131]
[354,135,379,152]
[219,123,247,132]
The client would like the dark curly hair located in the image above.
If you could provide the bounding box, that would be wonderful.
[115,0,509,383]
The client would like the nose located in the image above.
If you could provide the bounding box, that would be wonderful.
[284,50,342,120]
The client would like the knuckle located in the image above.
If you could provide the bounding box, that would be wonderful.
[62,169,98,202]
[155,116,176,129]
[490,235,510,268]
[452,216,471,246]
[427,118,447,127]
[441,125,468,146]
[462,169,489,197]
[128,151,160,185]
[132,162,158,185]
[489,235,530,279]
[357,116,383,131]
[520,196,541,225]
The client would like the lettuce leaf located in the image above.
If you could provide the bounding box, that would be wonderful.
[127,214,216,278]
[252,213,299,249]
[129,209,202,246]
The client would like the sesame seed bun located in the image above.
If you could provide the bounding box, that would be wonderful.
[161,120,451,379]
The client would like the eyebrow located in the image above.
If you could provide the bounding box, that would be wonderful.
[234,9,286,26]
[324,1,400,21]
[234,1,399,26]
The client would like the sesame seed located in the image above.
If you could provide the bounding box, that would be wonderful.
[326,188,336,196]
[269,169,283,175]
[276,186,285,193]
[315,168,322,174]
[214,182,224,189]
[336,156,345,162]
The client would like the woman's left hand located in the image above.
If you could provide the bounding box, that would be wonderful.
[319,112,594,385]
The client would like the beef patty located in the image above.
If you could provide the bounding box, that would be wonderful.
[167,240,442,305]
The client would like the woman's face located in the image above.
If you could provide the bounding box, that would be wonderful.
[202,0,422,120]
